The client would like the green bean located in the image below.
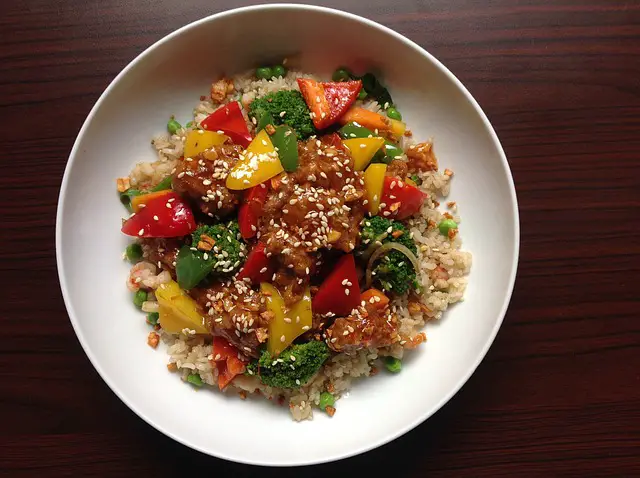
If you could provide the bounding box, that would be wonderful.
[386,106,402,121]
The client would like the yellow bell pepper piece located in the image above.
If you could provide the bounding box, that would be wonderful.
[155,280,208,334]
[388,118,406,137]
[342,137,386,171]
[184,129,227,158]
[261,283,312,356]
[363,163,387,215]
[226,130,283,190]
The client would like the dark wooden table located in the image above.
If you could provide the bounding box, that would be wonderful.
[1,0,639,476]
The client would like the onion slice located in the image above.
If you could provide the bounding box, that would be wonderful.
[365,242,420,289]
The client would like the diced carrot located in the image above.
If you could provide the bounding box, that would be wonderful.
[338,107,391,132]
[360,288,390,309]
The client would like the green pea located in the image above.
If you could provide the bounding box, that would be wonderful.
[133,290,147,309]
[319,392,335,410]
[357,89,367,100]
[272,65,287,78]
[383,356,402,373]
[125,243,143,262]
[147,312,159,326]
[332,67,351,82]
[167,119,181,135]
[187,373,204,387]
[438,219,458,236]
[386,106,402,121]
[256,67,273,80]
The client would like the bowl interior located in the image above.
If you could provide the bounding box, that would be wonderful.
[57,5,518,466]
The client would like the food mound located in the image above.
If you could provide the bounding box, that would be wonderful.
[117,63,471,420]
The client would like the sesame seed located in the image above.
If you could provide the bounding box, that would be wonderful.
[345,289,350,296]
[138,229,144,236]
[280,335,286,342]
[153,215,159,221]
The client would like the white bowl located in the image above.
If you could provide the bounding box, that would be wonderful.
[56,4,518,466]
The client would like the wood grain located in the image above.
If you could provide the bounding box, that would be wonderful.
[1,0,639,476]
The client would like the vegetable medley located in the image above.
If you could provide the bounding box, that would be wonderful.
[119,64,459,417]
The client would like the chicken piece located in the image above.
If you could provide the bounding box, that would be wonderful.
[325,303,400,353]
[189,279,269,358]
[172,145,243,218]
[406,142,438,172]
[210,77,235,103]
[386,159,409,179]
[140,237,182,273]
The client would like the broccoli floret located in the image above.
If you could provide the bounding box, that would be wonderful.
[249,90,317,138]
[246,341,330,389]
[359,216,418,295]
[191,220,246,275]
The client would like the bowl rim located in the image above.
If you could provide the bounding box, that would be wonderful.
[56,3,520,466]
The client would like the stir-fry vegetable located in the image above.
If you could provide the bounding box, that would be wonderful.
[236,243,272,285]
[201,101,252,148]
[133,290,147,309]
[155,280,208,334]
[187,373,204,387]
[246,341,330,389]
[262,283,312,356]
[359,216,419,294]
[130,189,173,213]
[211,336,248,389]
[332,67,351,82]
[119,188,142,212]
[183,129,227,158]
[360,288,390,309]
[151,175,173,192]
[125,243,143,262]
[312,254,360,316]
[270,125,299,172]
[383,356,402,373]
[342,137,385,171]
[255,66,273,80]
[319,391,336,410]
[358,72,394,108]
[297,78,362,130]
[363,163,387,215]
[438,218,458,236]
[167,118,182,135]
[249,90,316,138]
[238,183,269,240]
[121,191,196,238]
[339,107,407,137]
[386,106,402,121]
[226,130,284,190]
[379,176,427,220]
[338,122,401,164]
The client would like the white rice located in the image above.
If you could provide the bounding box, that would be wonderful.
[127,69,471,420]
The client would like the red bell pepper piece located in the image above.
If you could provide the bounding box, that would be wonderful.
[238,183,269,240]
[121,191,196,238]
[201,101,252,148]
[211,336,247,390]
[297,79,362,130]
[312,254,360,316]
[237,242,274,284]
[379,176,428,220]
[325,132,347,152]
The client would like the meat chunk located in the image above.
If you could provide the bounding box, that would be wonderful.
[386,159,409,179]
[406,142,438,172]
[325,303,400,353]
[140,238,181,273]
[259,136,366,304]
[172,145,243,218]
[189,279,268,357]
